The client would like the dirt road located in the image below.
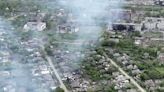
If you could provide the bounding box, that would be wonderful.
[104,54,146,92]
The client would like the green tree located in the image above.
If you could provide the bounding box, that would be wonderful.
[145,70,162,79]
[140,73,150,81]
[54,87,64,92]
[44,44,53,56]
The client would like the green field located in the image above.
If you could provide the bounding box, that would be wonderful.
[144,31,163,38]
[156,67,164,75]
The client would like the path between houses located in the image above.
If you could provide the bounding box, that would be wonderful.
[104,53,146,92]
[41,46,69,92]
[7,14,23,21]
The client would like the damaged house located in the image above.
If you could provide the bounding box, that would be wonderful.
[57,23,79,33]
[23,22,46,31]
[154,0,164,6]
[111,23,135,31]
[141,17,164,31]
[108,9,136,31]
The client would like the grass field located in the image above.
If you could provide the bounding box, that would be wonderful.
[144,31,163,38]
[156,67,164,75]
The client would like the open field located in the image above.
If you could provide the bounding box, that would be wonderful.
[156,67,164,75]
[144,31,163,38]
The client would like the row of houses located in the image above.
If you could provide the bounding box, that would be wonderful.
[20,31,60,91]
[113,53,142,77]
[0,20,58,92]
[21,7,164,33]
[108,17,164,32]
[22,9,164,33]
[52,48,140,91]
[52,49,90,92]
[124,0,164,6]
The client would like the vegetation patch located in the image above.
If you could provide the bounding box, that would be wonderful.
[156,67,164,75]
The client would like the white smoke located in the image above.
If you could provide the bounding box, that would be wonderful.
[57,0,124,49]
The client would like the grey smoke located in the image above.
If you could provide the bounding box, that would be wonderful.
[0,0,124,91]
[0,17,46,92]
[58,0,124,47]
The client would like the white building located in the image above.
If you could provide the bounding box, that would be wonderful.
[23,22,46,31]
[142,17,164,31]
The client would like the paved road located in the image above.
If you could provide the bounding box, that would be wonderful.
[104,53,146,92]
[41,46,69,92]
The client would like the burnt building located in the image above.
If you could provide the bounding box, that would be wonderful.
[111,23,135,31]
[57,23,79,33]
[154,0,164,6]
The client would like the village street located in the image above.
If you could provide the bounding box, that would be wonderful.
[41,46,69,92]
[104,53,146,92]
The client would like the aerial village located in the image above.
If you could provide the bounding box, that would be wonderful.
[0,0,164,92]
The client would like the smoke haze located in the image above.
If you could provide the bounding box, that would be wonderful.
[54,0,124,53]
